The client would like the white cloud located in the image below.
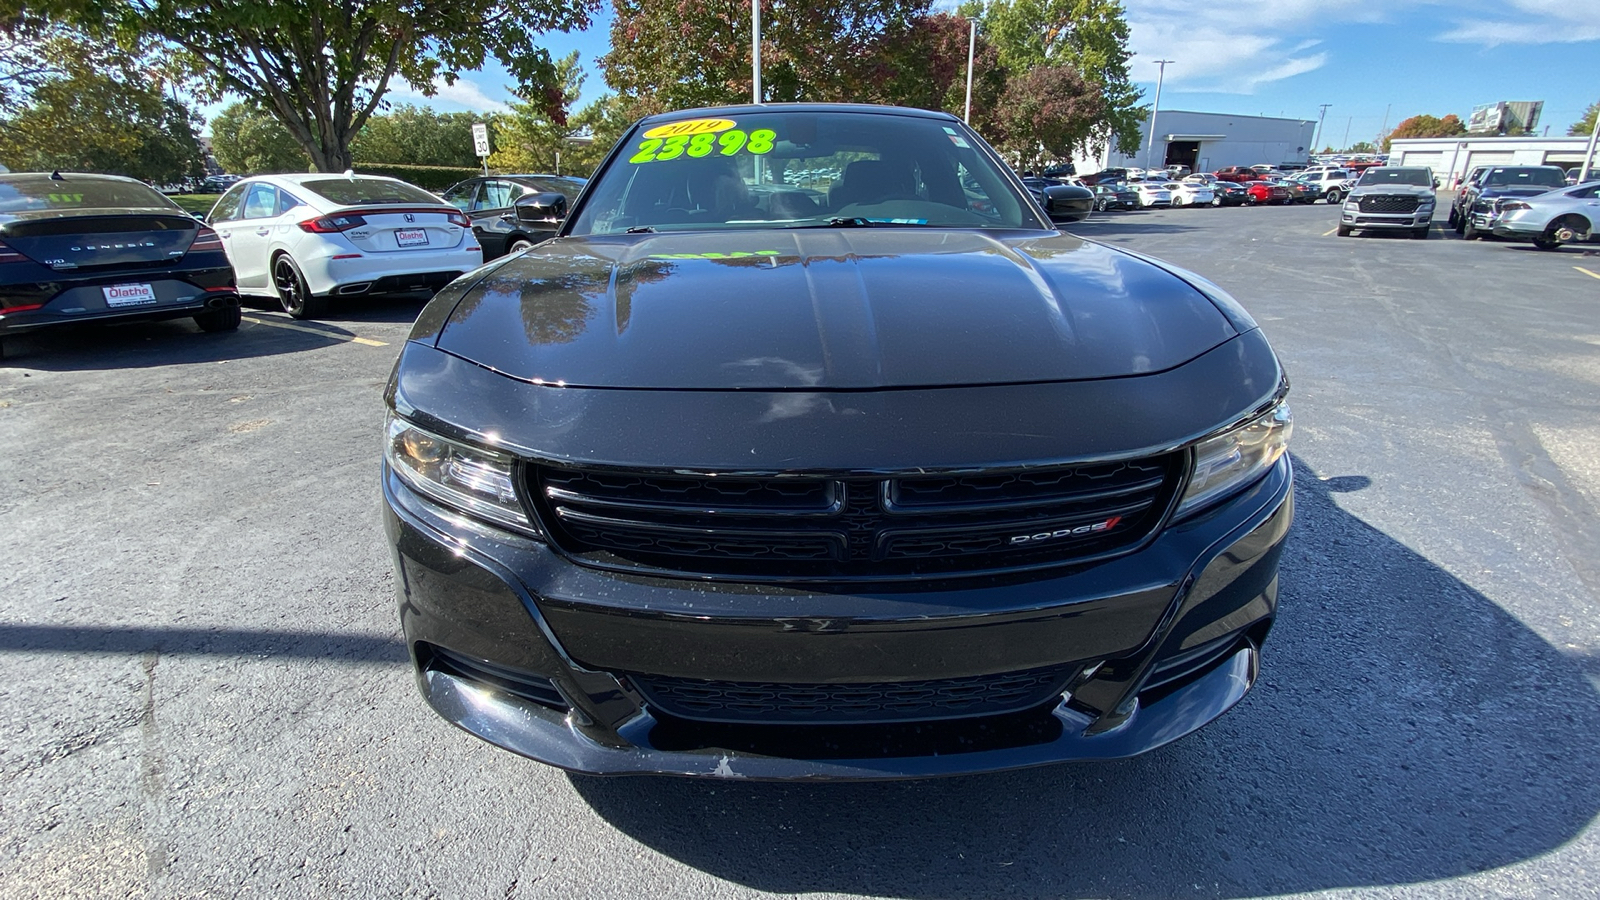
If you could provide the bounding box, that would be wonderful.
[1436,0,1600,45]
[383,76,511,114]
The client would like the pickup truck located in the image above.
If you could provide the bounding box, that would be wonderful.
[1454,166,1569,239]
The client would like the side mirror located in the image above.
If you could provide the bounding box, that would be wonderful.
[515,192,567,223]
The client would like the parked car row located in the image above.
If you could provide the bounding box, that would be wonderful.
[1335,162,1597,250]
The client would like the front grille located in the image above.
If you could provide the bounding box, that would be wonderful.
[527,454,1184,580]
[630,667,1075,724]
[1357,195,1421,214]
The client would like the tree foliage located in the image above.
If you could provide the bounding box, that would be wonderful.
[1381,113,1467,151]
[490,51,597,175]
[976,0,1141,155]
[996,65,1106,170]
[353,104,482,168]
[601,0,932,108]
[209,102,311,174]
[1571,100,1598,137]
[0,64,204,183]
[17,0,597,172]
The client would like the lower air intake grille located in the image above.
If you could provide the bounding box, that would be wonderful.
[630,667,1075,725]
[527,454,1184,581]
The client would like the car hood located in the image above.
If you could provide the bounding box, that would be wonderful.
[1478,185,1562,200]
[1350,184,1432,197]
[431,229,1239,390]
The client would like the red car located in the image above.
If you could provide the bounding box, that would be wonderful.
[1243,181,1292,204]
[1213,166,1259,184]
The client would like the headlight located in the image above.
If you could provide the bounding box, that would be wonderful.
[1177,403,1293,518]
[1343,201,1359,211]
[385,413,537,535]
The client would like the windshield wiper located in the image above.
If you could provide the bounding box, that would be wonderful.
[821,216,875,227]
[624,225,656,233]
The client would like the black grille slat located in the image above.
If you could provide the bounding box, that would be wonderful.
[632,667,1074,724]
[528,453,1183,580]
[1357,195,1421,213]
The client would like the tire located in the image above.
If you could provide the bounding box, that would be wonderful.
[1462,218,1479,241]
[1336,223,1352,237]
[1532,236,1561,250]
[1210,196,1222,208]
[1446,206,1458,227]
[1412,226,1431,240]
[1325,189,1342,205]
[1454,209,1467,234]
[272,255,328,319]
[507,238,536,255]
[193,304,242,332]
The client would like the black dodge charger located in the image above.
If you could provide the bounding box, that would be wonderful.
[0,173,240,357]
[382,104,1294,779]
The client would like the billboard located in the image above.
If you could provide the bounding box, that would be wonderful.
[1467,101,1544,135]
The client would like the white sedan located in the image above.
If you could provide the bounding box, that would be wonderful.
[1131,182,1173,207]
[206,174,483,318]
[1165,181,1216,207]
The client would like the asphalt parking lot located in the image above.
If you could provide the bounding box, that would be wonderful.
[3,200,1599,899]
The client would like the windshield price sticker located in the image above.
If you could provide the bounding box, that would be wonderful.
[629,128,777,164]
[642,118,737,139]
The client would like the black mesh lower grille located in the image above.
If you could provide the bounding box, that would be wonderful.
[527,454,1183,580]
[629,667,1075,725]
[1357,195,1421,213]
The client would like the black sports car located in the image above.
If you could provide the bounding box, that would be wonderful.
[0,173,239,357]
[441,174,588,260]
[383,104,1293,779]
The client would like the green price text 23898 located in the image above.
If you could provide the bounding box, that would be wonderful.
[629,129,776,164]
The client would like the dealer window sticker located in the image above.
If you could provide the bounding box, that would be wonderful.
[629,124,778,164]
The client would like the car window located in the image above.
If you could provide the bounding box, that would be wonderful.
[568,110,1034,234]
[0,177,178,213]
[1482,167,1568,188]
[1569,184,1600,199]
[1358,168,1431,187]
[208,183,250,223]
[241,183,278,219]
[277,190,307,216]
[441,181,478,212]
[528,177,585,200]
[299,178,443,206]
[475,180,519,211]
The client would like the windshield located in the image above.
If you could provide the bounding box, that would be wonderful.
[568,110,1035,234]
[1358,168,1432,187]
[1482,167,1567,189]
[0,176,177,213]
[301,178,444,206]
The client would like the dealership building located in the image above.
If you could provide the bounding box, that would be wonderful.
[1387,136,1598,187]
[1072,110,1319,174]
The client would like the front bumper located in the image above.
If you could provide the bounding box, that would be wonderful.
[1340,210,1434,230]
[383,451,1292,780]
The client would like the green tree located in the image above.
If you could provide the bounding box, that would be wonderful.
[1347,141,1376,154]
[353,104,480,167]
[977,0,1141,154]
[17,0,596,172]
[601,0,931,109]
[995,64,1106,170]
[1381,113,1467,151]
[1570,100,1598,137]
[859,11,1005,135]
[489,51,589,174]
[0,66,203,183]
[209,102,311,174]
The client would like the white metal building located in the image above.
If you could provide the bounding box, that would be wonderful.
[1073,110,1318,175]
[1388,136,1597,187]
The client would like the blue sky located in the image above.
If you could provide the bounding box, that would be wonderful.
[325,0,1597,149]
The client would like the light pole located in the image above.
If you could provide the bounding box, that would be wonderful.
[1313,103,1331,154]
[752,0,762,104]
[1143,60,1173,171]
[963,17,977,123]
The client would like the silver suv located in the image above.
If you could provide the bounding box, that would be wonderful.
[1337,167,1436,239]
[1292,170,1355,204]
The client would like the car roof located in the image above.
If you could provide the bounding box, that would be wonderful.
[257,173,412,185]
[636,102,961,129]
[0,171,150,186]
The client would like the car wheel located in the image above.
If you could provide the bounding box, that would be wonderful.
[1446,206,1458,227]
[1210,196,1222,207]
[1336,223,1352,237]
[1550,216,1589,245]
[1454,210,1467,234]
[507,238,537,255]
[193,304,242,332]
[1532,236,1561,250]
[1325,189,1342,205]
[1462,218,1479,240]
[273,256,328,320]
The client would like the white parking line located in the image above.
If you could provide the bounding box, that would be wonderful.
[242,316,388,347]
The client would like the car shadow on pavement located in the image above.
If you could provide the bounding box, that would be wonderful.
[570,456,1600,899]
[0,624,407,663]
[1,315,378,371]
[1062,217,1199,238]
